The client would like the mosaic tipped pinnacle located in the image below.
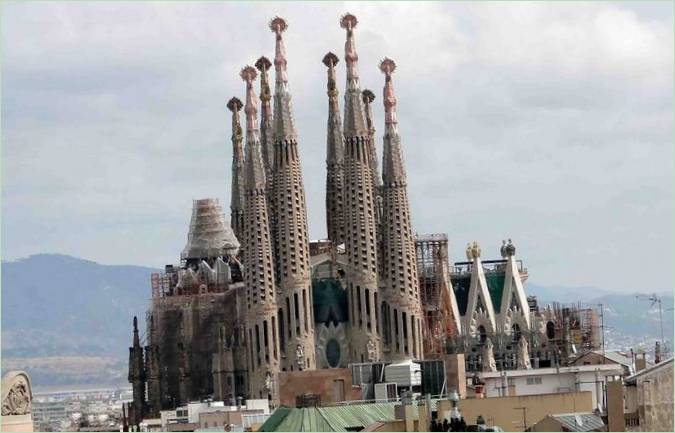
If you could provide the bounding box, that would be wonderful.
[322,52,339,68]
[340,13,358,30]
[379,57,397,76]
[240,65,257,83]
[255,56,272,72]
[227,97,243,112]
[269,16,288,34]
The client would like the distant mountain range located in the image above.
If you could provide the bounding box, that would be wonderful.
[1,254,672,388]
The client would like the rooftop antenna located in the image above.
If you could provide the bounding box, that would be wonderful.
[635,293,664,346]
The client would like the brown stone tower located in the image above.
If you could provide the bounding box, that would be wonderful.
[227,97,245,242]
[268,17,316,371]
[379,58,424,360]
[240,65,280,399]
[340,13,381,363]
[323,52,346,246]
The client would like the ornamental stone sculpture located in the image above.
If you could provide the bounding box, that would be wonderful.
[482,338,497,372]
[517,335,532,369]
[1,370,34,433]
[296,344,306,370]
[366,339,377,362]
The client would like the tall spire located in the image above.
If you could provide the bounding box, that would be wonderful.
[227,97,245,242]
[240,64,280,400]
[241,66,265,190]
[340,13,368,138]
[267,17,316,371]
[340,13,380,363]
[379,58,423,361]
[323,52,345,245]
[270,17,296,141]
[380,58,406,184]
[362,89,381,190]
[255,56,275,184]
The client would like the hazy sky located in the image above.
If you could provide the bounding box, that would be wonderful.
[2,1,673,293]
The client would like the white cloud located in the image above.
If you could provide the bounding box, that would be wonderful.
[2,1,673,293]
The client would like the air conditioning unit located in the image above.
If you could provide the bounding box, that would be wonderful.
[374,383,398,402]
[384,360,422,387]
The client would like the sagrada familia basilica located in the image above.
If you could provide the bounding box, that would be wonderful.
[126,13,599,425]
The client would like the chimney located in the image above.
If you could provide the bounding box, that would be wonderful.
[635,350,647,372]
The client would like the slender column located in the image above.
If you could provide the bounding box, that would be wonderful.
[379,58,424,361]
[340,13,380,363]
[268,17,316,371]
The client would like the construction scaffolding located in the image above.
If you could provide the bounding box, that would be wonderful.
[548,301,601,356]
[415,233,457,356]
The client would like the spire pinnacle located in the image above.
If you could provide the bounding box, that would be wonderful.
[340,13,368,138]
[227,97,243,143]
[132,316,140,347]
[255,56,273,102]
[240,66,258,133]
[324,52,344,166]
[255,56,274,179]
[270,17,288,84]
[340,13,359,80]
[270,16,296,142]
[379,58,398,126]
[323,52,339,99]
[362,89,375,104]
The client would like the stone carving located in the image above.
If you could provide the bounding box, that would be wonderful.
[469,308,491,338]
[264,371,273,392]
[505,239,516,257]
[1,371,32,416]
[500,240,507,258]
[481,338,497,372]
[366,339,377,362]
[466,241,482,261]
[517,335,532,369]
[295,344,306,370]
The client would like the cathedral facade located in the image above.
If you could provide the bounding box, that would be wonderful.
[126,13,599,425]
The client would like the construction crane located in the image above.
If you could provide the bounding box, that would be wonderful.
[635,293,664,345]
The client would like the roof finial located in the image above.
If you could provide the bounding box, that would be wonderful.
[227,97,243,113]
[323,52,340,98]
[340,13,359,80]
[362,89,375,104]
[379,57,398,126]
[269,17,288,84]
[240,66,258,133]
[255,56,273,102]
[227,97,243,149]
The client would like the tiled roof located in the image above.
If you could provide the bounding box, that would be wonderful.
[259,400,440,432]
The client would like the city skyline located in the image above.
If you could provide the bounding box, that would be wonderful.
[2,1,673,293]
